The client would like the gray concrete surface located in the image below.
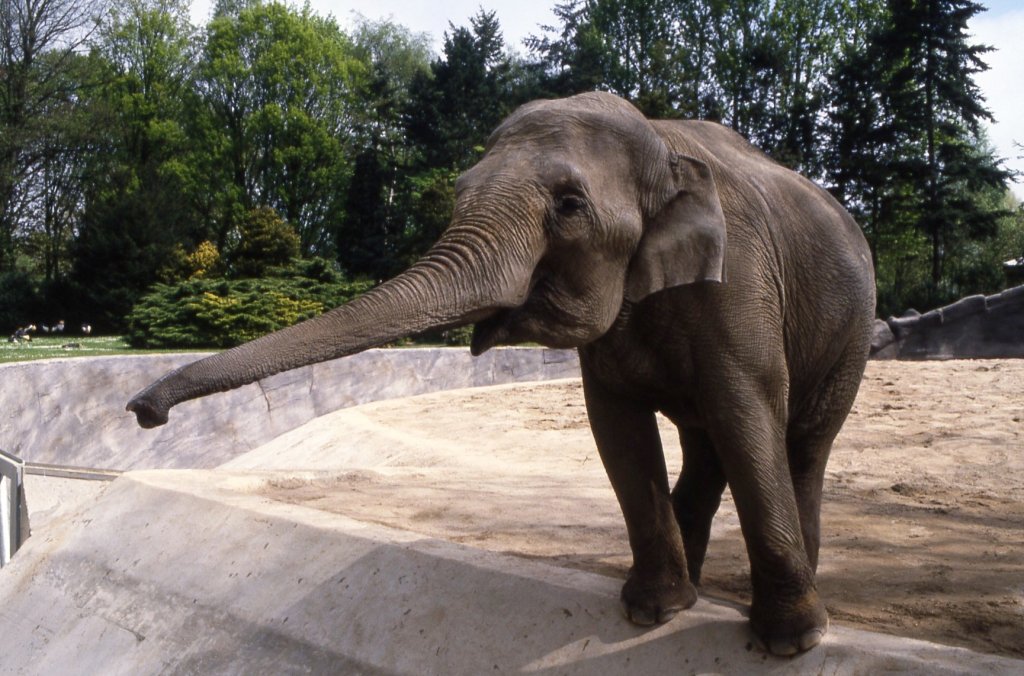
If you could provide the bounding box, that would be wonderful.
[2,350,1022,674]
[0,348,579,470]
[2,470,1020,675]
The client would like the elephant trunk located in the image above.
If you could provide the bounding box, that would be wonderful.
[126,220,541,428]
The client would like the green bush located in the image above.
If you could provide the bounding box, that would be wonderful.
[127,273,374,349]
[229,206,302,278]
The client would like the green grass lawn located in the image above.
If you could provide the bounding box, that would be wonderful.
[1,333,466,365]
[0,335,186,364]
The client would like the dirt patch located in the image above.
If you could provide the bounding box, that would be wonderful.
[262,360,1024,659]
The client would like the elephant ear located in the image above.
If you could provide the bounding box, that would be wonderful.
[625,154,727,303]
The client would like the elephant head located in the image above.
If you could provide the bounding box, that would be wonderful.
[127,92,726,428]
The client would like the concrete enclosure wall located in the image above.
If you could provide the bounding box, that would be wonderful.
[0,347,579,471]
[872,285,1024,359]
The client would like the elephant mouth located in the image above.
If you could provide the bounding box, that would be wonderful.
[470,273,600,356]
[470,279,594,356]
[470,271,548,355]
[470,308,515,356]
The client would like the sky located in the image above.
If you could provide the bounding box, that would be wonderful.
[969,2,1024,198]
[188,1,1024,199]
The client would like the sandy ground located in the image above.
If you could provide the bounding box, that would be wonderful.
[259,360,1024,659]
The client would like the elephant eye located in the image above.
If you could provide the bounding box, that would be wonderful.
[555,193,587,216]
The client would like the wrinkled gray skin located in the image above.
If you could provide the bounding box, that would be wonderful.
[128,92,875,656]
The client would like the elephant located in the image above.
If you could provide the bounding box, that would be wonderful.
[128,92,875,656]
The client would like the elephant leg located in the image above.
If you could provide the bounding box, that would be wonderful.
[582,366,697,626]
[703,374,827,656]
[788,341,870,571]
[671,427,727,585]
[787,437,829,573]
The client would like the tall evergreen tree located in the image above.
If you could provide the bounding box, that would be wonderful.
[871,0,1008,304]
[400,10,525,271]
[336,18,431,279]
[826,0,896,262]
[891,0,1008,297]
[525,1,606,97]
[406,10,513,171]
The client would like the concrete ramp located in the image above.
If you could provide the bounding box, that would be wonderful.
[1,470,1020,675]
[4,353,1022,673]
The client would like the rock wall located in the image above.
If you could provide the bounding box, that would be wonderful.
[871,285,1024,359]
[0,347,580,471]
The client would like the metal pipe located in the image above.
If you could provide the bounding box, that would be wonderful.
[0,449,29,567]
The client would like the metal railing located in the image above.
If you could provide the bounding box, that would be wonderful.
[25,462,121,482]
[0,448,30,567]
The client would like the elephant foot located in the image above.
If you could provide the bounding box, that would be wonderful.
[620,567,698,626]
[749,589,829,656]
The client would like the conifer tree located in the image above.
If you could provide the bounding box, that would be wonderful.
[876,0,1009,300]
[406,10,512,171]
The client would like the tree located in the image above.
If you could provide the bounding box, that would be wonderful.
[525,1,605,97]
[398,10,530,277]
[882,0,1009,300]
[16,81,93,286]
[197,1,366,255]
[528,0,850,165]
[585,0,684,118]
[349,16,432,154]
[405,10,513,171]
[751,0,853,172]
[70,0,200,329]
[825,1,895,260]
[228,205,300,278]
[943,183,1024,295]
[830,0,1010,310]
[336,17,431,278]
[528,0,705,117]
[0,0,101,273]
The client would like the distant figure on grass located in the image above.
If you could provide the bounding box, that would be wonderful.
[8,325,36,343]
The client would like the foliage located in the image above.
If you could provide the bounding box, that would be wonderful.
[530,0,855,172]
[330,18,432,279]
[403,167,459,267]
[227,206,301,278]
[406,10,518,171]
[0,0,102,273]
[197,1,365,256]
[188,241,222,279]
[68,0,201,331]
[0,271,40,332]
[827,0,1012,310]
[126,264,374,348]
[2,0,1020,339]
[582,0,685,119]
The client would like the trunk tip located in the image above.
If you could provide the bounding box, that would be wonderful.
[126,395,169,429]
